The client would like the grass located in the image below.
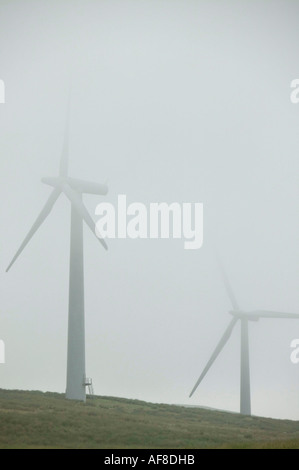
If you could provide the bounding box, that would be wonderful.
[0,389,298,448]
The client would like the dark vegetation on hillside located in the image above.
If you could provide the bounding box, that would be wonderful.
[0,389,298,449]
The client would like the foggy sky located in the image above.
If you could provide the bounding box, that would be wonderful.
[0,0,299,420]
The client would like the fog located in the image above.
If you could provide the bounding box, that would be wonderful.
[0,0,299,420]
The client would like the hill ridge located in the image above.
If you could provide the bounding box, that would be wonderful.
[0,389,298,449]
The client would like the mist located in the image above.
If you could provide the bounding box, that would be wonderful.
[0,0,299,420]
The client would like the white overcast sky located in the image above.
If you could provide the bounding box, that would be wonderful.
[0,0,299,420]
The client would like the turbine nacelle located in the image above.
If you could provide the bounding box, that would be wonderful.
[6,175,108,273]
[229,311,259,322]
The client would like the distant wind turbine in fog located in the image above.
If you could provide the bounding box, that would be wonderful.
[6,97,108,402]
[189,259,299,416]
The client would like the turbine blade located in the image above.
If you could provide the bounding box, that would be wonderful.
[59,92,71,177]
[67,177,108,195]
[216,255,240,311]
[6,189,61,272]
[250,310,299,320]
[189,317,238,398]
[42,176,63,188]
[61,183,108,250]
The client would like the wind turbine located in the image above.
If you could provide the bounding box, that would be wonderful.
[6,100,108,402]
[189,260,299,415]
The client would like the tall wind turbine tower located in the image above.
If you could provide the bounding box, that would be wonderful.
[189,260,299,415]
[6,100,108,401]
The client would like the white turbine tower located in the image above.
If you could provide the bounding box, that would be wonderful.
[189,260,299,415]
[6,101,108,402]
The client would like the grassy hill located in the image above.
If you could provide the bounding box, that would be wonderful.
[0,389,299,449]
